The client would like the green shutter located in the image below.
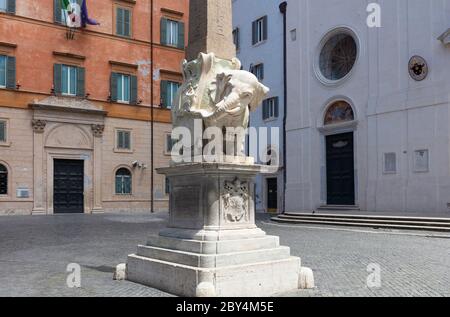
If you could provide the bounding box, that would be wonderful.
[263,16,268,40]
[160,18,167,45]
[53,64,62,95]
[177,22,185,49]
[0,122,5,142]
[124,132,130,149]
[160,80,168,108]
[6,56,16,89]
[116,8,124,35]
[124,176,131,194]
[110,73,118,102]
[54,0,62,23]
[130,75,138,105]
[274,97,279,118]
[7,0,16,14]
[252,21,257,45]
[124,9,131,37]
[115,176,122,194]
[76,67,85,98]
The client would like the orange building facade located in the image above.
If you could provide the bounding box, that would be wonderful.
[0,0,189,215]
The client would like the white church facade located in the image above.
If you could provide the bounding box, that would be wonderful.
[285,0,450,214]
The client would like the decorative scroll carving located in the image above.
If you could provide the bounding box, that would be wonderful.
[91,124,105,138]
[32,120,47,134]
[222,178,249,223]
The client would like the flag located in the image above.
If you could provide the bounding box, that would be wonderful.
[81,0,100,27]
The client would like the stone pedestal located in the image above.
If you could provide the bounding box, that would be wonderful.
[126,162,307,297]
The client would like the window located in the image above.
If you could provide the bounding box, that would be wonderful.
[251,63,264,81]
[252,16,268,45]
[0,0,15,14]
[117,130,131,150]
[116,7,131,37]
[319,31,357,82]
[324,101,354,125]
[161,80,180,109]
[0,120,6,143]
[383,153,397,174]
[115,168,132,195]
[110,72,137,105]
[0,55,15,89]
[61,64,77,96]
[262,97,279,121]
[54,0,79,24]
[54,64,85,97]
[165,177,170,195]
[233,28,240,51]
[117,74,130,103]
[161,18,185,49]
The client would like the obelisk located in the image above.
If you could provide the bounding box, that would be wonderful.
[125,0,314,297]
[186,0,236,61]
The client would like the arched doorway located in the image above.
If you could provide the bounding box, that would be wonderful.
[323,101,356,206]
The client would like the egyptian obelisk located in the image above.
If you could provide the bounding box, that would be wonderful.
[125,0,314,297]
[186,0,236,61]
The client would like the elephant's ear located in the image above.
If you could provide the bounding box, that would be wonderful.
[249,83,270,112]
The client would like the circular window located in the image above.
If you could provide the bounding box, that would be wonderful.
[318,30,358,83]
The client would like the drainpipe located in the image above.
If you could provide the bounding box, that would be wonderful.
[279,1,287,214]
[150,0,155,213]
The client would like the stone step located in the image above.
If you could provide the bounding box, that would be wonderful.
[282,212,450,224]
[278,214,450,227]
[146,235,281,254]
[271,217,450,232]
[136,245,292,268]
[318,205,361,211]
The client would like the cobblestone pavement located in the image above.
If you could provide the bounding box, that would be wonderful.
[0,212,449,297]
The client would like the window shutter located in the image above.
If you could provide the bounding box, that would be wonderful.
[124,9,131,37]
[177,22,185,50]
[54,0,62,23]
[160,18,168,45]
[160,80,168,108]
[274,97,279,118]
[6,56,16,89]
[0,122,5,142]
[263,16,268,40]
[53,64,62,95]
[130,75,138,105]
[115,176,122,194]
[76,67,85,98]
[110,73,118,102]
[262,100,268,120]
[260,64,264,80]
[124,176,131,194]
[124,132,130,149]
[252,20,257,45]
[116,8,124,35]
[7,0,16,14]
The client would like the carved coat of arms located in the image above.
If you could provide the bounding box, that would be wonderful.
[222,178,249,223]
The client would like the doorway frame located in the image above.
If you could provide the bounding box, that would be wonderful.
[317,98,359,208]
[46,150,93,215]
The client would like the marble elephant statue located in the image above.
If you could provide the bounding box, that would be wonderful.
[192,69,270,156]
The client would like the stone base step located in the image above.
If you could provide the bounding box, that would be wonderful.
[136,244,292,268]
